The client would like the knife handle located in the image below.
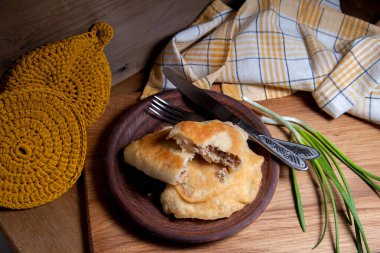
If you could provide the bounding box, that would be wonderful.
[237,120,319,160]
[237,120,308,170]
[269,138,320,160]
[252,134,308,170]
[248,136,320,160]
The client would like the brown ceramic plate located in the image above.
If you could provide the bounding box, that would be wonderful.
[105,89,279,243]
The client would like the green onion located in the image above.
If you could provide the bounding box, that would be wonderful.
[243,96,378,252]
[291,167,306,232]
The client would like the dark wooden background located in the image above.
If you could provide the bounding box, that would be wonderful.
[1,0,378,86]
[0,0,215,85]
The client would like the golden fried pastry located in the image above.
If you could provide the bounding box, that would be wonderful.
[174,157,227,203]
[124,128,194,185]
[161,149,264,220]
[168,120,248,171]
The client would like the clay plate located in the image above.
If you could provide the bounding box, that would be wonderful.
[105,90,279,243]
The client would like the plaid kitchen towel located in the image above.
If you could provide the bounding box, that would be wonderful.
[142,0,380,124]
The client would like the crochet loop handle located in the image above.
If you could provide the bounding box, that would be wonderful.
[91,22,113,46]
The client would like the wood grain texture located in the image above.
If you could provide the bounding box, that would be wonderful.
[0,177,89,253]
[104,90,279,243]
[1,0,378,87]
[0,0,212,85]
[85,78,380,252]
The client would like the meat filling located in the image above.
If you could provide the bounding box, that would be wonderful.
[175,138,241,171]
[204,146,241,171]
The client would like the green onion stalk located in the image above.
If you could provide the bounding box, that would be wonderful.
[243,96,380,253]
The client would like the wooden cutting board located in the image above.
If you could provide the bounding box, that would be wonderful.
[84,76,380,252]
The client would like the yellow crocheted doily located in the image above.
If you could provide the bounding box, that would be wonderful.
[0,86,86,209]
[3,23,113,127]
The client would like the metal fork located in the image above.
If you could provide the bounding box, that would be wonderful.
[148,95,320,162]
[148,96,204,124]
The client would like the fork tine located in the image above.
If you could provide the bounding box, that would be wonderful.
[150,103,185,121]
[148,107,178,125]
[152,99,185,118]
[148,107,177,125]
[151,96,207,123]
[148,104,183,124]
[153,96,188,114]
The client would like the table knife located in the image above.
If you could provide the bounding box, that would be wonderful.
[163,67,318,170]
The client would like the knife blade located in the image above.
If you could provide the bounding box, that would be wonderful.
[163,67,315,170]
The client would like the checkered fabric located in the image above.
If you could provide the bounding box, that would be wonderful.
[142,0,380,124]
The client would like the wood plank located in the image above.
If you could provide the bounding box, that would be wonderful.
[85,77,380,252]
[2,0,377,87]
[0,0,212,85]
[341,0,380,23]
[0,178,89,253]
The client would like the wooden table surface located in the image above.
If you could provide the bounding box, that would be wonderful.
[0,70,379,252]
[84,74,380,252]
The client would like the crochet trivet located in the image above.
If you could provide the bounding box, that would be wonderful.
[0,86,86,209]
[2,22,113,127]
